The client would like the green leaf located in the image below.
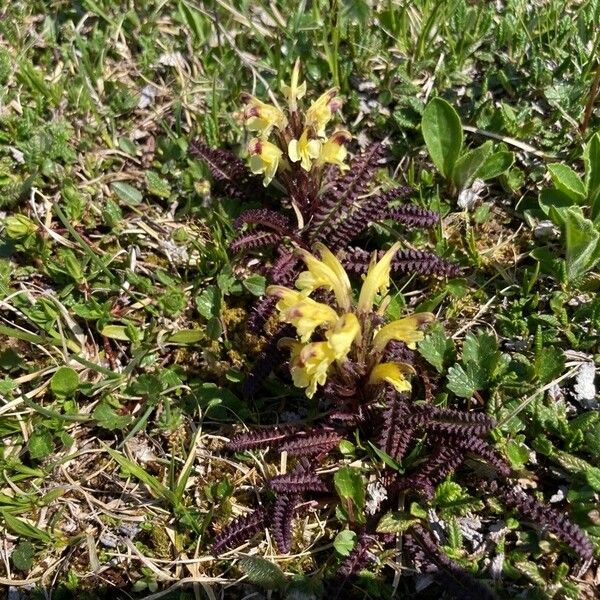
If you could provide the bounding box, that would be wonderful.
[505,440,530,470]
[452,141,493,189]
[93,401,132,430]
[196,286,221,319]
[547,163,586,202]
[145,171,171,198]
[27,430,54,460]
[584,133,600,219]
[11,540,35,571]
[446,517,463,550]
[106,447,176,505]
[376,511,420,533]
[367,442,403,471]
[1,512,51,542]
[534,346,565,384]
[111,181,143,206]
[100,325,131,341]
[334,466,365,520]
[447,363,478,398]
[585,467,600,492]
[476,150,514,180]
[237,556,286,591]
[550,206,600,283]
[50,367,79,397]
[418,323,455,373]
[433,481,467,506]
[421,98,463,179]
[243,274,266,297]
[539,187,576,216]
[333,529,357,556]
[166,329,204,344]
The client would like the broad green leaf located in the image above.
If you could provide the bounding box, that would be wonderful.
[11,540,35,571]
[237,556,286,591]
[243,274,266,297]
[550,206,600,283]
[100,325,130,341]
[1,512,51,542]
[334,466,365,519]
[196,285,221,319]
[447,363,478,398]
[27,430,54,460]
[376,511,420,533]
[433,480,466,506]
[452,141,493,189]
[539,187,576,216]
[145,171,171,198]
[421,98,463,179]
[111,181,143,206]
[166,329,204,344]
[584,133,600,219]
[418,323,455,373]
[50,367,79,397]
[534,346,565,384]
[505,440,529,470]
[461,330,506,383]
[333,529,356,556]
[93,401,132,430]
[547,164,586,202]
[476,150,514,180]
[585,467,600,492]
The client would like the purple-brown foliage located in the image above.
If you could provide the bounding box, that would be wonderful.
[404,525,497,600]
[189,139,261,200]
[213,507,266,554]
[484,480,594,561]
[271,494,298,553]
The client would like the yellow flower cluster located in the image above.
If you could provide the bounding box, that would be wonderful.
[267,242,435,398]
[241,61,351,186]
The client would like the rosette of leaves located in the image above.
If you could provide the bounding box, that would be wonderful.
[212,247,593,599]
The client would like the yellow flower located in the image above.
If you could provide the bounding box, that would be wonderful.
[281,59,307,112]
[292,341,337,398]
[372,313,435,352]
[306,89,343,137]
[296,242,352,311]
[326,313,361,362]
[318,130,351,170]
[248,138,283,186]
[368,362,416,393]
[288,129,321,172]
[357,242,401,313]
[267,285,338,342]
[241,94,287,136]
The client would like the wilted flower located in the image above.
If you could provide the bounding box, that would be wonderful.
[267,242,434,398]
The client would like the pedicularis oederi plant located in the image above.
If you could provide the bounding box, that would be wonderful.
[190,60,458,340]
[213,246,593,599]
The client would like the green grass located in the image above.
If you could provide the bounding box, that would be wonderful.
[0,0,599,598]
